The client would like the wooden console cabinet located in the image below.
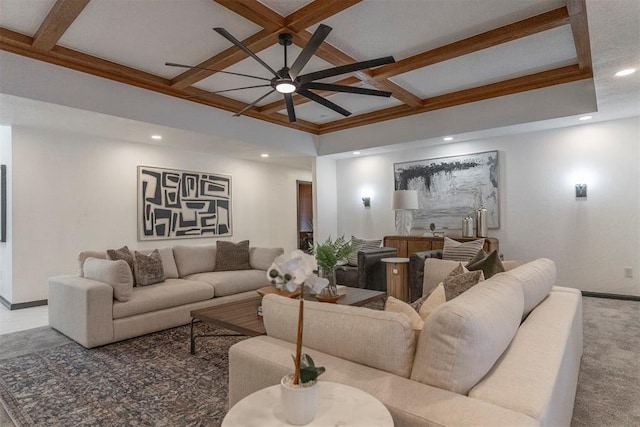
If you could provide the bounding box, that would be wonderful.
[383,235,499,258]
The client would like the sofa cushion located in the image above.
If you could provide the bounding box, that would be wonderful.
[442,237,485,261]
[505,258,556,319]
[112,279,214,319]
[347,236,382,266]
[139,247,179,279]
[173,245,216,277]
[411,274,524,394]
[133,249,165,286]
[78,250,106,276]
[83,257,133,302]
[422,258,465,296]
[215,240,251,271]
[249,247,284,271]
[107,246,136,285]
[467,250,505,279]
[262,294,416,378]
[185,270,270,297]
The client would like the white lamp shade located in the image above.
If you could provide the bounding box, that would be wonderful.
[392,190,419,210]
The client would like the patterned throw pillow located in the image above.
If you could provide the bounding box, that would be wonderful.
[466,249,505,279]
[107,245,136,285]
[442,237,485,261]
[347,236,382,266]
[215,240,251,271]
[133,249,165,287]
[442,269,485,300]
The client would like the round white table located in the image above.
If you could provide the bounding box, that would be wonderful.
[222,381,394,426]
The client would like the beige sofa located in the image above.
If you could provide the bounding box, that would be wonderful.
[228,258,583,426]
[48,244,283,348]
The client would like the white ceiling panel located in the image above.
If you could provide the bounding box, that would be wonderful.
[57,0,262,78]
[0,0,55,35]
[259,0,313,17]
[391,25,578,99]
[308,0,566,61]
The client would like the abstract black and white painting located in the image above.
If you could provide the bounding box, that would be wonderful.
[138,166,232,241]
[394,151,499,229]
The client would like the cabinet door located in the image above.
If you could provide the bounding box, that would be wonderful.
[384,237,406,257]
[407,240,432,255]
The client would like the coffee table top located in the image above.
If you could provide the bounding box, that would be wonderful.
[191,287,386,337]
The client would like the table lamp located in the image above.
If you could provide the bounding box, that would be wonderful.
[392,190,419,235]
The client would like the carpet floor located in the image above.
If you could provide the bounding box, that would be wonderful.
[0,296,638,426]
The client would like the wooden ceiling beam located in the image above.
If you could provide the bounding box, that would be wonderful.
[566,0,592,72]
[372,7,571,80]
[319,65,593,134]
[0,27,318,133]
[285,0,361,32]
[32,0,90,51]
[213,0,285,30]
[170,28,280,90]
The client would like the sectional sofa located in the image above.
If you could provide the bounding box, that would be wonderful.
[228,258,583,426]
[48,244,283,348]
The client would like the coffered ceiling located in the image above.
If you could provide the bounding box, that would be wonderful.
[0,0,600,135]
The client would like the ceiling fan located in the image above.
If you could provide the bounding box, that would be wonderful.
[166,24,395,122]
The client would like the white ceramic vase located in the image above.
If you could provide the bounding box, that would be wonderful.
[280,374,318,425]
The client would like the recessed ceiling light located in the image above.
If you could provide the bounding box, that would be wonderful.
[352,151,361,155]
[614,68,636,77]
[444,137,453,141]
[261,153,269,158]
[578,115,592,121]
[151,135,162,140]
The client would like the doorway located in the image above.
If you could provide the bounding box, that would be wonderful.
[297,180,313,252]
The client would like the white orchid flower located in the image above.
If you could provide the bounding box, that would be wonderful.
[266,250,322,292]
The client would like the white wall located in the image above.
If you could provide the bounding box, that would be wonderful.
[0,126,12,303]
[8,127,311,304]
[332,116,640,296]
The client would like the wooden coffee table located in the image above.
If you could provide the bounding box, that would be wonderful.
[189,287,386,354]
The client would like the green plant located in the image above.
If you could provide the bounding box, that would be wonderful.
[292,354,326,383]
[310,236,355,272]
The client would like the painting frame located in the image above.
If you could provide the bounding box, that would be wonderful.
[393,150,499,230]
[138,165,232,241]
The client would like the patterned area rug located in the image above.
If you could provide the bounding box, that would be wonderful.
[0,324,245,426]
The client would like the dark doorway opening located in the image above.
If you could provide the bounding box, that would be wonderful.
[297,180,313,252]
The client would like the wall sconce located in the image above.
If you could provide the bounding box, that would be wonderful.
[575,183,587,199]
[361,196,371,208]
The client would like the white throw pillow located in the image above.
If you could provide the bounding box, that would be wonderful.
[347,236,382,266]
[418,284,446,321]
[385,296,424,331]
[83,257,134,302]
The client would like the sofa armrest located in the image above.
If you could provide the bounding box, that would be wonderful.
[357,246,398,290]
[48,275,114,348]
[408,250,442,302]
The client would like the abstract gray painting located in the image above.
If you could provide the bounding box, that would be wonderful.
[138,166,232,240]
[394,151,499,230]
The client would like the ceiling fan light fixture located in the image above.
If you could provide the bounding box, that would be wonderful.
[275,81,297,94]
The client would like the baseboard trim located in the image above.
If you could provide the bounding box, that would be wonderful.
[0,296,48,310]
[582,291,640,302]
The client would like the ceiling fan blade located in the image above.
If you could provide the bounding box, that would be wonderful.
[298,88,351,117]
[213,27,278,77]
[165,62,271,81]
[233,89,276,117]
[288,24,332,80]
[302,82,392,97]
[297,56,395,84]
[186,84,272,98]
[284,93,296,122]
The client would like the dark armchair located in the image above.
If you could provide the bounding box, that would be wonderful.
[408,249,443,302]
[335,247,398,291]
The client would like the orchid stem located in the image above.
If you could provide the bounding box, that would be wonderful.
[293,290,304,385]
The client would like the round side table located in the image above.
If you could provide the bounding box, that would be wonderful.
[381,257,410,302]
[222,381,393,426]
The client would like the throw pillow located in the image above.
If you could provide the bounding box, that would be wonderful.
[215,240,251,271]
[385,296,424,332]
[442,270,485,300]
[133,249,165,286]
[418,283,447,321]
[83,257,133,302]
[466,250,505,279]
[442,237,485,261]
[347,236,382,266]
[106,245,136,285]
